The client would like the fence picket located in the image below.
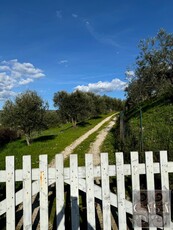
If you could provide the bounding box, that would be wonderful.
[39,155,48,229]
[116,152,126,229]
[23,155,32,230]
[85,154,96,229]
[6,156,15,230]
[160,151,169,190]
[131,152,142,230]
[70,154,80,230]
[160,151,171,229]
[1,152,173,229]
[145,151,156,230]
[101,153,111,230]
[56,154,65,229]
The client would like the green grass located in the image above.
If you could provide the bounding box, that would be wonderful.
[0,114,112,170]
[121,101,173,164]
[131,104,173,149]
[64,125,105,167]
[64,114,118,166]
[100,126,116,165]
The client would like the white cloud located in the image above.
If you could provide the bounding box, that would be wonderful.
[72,14,78,18]
[0,59,45,101]
[0,90,17,101]
[0,73,15,91]
[74,78,127,94]
[19,78,34,85]
[0,65,10,71]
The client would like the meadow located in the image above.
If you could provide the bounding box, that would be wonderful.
[0,113,113,170]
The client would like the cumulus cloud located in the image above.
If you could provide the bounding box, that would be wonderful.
[0,90,17,101]
[0,59,45,101]
[74,78,127,94]
[19,78,34,85]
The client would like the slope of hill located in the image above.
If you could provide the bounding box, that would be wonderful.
[114,96,173,163]
[0,113,114,170]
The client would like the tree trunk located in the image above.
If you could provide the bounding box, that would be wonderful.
[25,134,31,146]
[72,118,77,127]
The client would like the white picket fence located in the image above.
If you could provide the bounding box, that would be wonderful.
[0,151,172,229]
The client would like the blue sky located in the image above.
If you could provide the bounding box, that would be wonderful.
[0,0,172,109]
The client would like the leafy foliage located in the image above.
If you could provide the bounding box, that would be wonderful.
[126,29,173,108]
[53,90,124,126]
[113,29,173,164]
[54,90,91,126]
[1,90,48,145]
[44,110,61,128]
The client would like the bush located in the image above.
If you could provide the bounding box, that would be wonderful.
[0,128,20,146]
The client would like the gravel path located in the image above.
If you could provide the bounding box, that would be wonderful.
[87,116,117,166]
[87,116,117,229]
[49,113,116,167]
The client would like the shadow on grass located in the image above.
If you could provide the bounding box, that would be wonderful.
[20,134,57,145]
[0,136,21,150]
[76,116,103,127]
[33,135,57,143]
[77,121,91,127]
[59,125,73,132]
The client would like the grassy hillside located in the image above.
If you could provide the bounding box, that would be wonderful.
[128,103,173,153]
[114,97,173,163]
[0,114,112,170]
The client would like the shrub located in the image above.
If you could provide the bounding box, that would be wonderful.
[0,128,20,146]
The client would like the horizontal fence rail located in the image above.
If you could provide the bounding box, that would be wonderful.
[0,151,172,229]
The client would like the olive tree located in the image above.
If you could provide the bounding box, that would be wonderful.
[53,90,92,127]
[126,29,173,107]
[1,90,48,145]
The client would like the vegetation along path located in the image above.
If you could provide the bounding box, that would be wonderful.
[49,113,117,167]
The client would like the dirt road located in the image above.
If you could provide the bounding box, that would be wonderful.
[87,116,117,166]
[49,113,117,167]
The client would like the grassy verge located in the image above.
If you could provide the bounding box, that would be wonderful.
[100,126,116,165]
[0,114,112,170]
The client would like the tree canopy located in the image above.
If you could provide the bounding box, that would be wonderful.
[54,90,92,126]
[53,90,123,126]
[126,29,173,108]
[1,90,48,145]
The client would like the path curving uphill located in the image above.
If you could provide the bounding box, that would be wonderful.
[87,116,117,166]
[49,113,117,167]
